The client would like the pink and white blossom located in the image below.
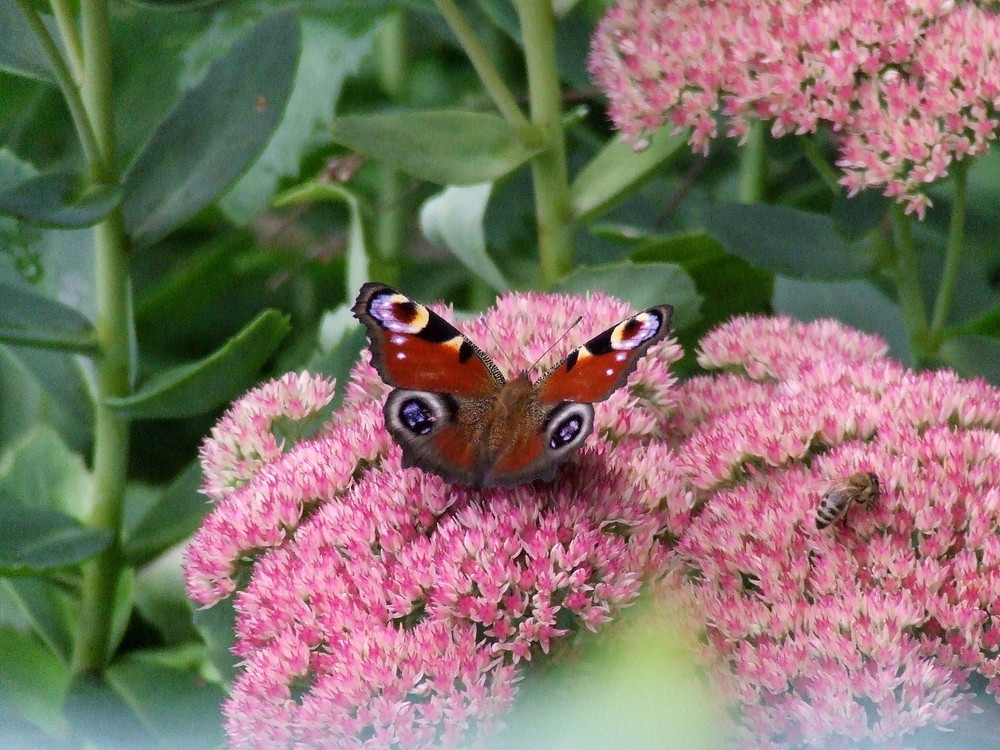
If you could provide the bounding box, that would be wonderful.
[590,0,1000,217]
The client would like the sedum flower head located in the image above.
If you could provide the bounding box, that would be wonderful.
[590,0,1000,217]
[659,314,1000,747]
[185,293,1000,747]
[183,292,682,748]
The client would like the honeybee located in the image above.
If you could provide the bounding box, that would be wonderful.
[816,472,880,529]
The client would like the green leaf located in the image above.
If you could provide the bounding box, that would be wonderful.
[420,183,509,291]
[940,334,1000,385]
[105,649,226,748]
[104,309,290,420]
[830,189,890,241]
[0,346,94,455]
[571,126,687,224]
[0,626,70,732]
[64,671,157,748]
[275,181,369,300]
[773,277,913,365]
[0,426,91,517]
[106,568,134,664]
[0,578,74,661]
[554,261,702,329]
[308,304,367,407]
[704,204,877,280]
[122,11,300,249]
[0,282,95,352]
[221,15,375,222]
[135,546,200,646]
[193,597,238,684]
[630,232,773,364]
[124,463,206,567]
[0,4,53,82]
[953,300,1000,337]
[330,110,544,185]
[0,171,120,228]
[0,505,110,574]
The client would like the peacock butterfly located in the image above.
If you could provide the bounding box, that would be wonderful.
[352,282,673,488]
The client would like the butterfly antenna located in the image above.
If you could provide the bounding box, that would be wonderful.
[485,325,518,374]
[528,315,584,372]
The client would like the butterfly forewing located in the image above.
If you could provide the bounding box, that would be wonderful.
[353,282,502,398]
[537,305,673,403]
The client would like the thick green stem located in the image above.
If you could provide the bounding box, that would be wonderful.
[928,159,968,347]
[431,0,530,131]
[72,0,132,674]
[373,13,405,287]
[738,120,766,203]
[513,0,573,286]
[889,203,930,366]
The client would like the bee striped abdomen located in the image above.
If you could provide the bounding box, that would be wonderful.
[816,472,880,530]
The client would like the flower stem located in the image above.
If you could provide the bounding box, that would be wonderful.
[889,204,930,365]
[928,158,968,347]
[799,135,841,193]
[513,0,574,285]
[72,0,132,674]
[373,13,407,287]
[50,0,85,83]
[431,0,530,132]
[13,0,105,174]
[738,120,766,203]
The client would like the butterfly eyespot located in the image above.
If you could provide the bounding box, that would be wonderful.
[370,293,429,334]
[399,398,435,435]
[551,414,583,449]
[544,403,594,453]
[610,312,662,350]
[385,391,453,439]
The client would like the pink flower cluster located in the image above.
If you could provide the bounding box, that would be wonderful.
[185,289,1000,748]
[184,292,683,748]
[590,0,1000,217]
[660,315,1000,747]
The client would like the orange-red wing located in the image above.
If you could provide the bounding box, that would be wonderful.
[482,432,549,487]
[537,304,672,404]
[354,282,503,398]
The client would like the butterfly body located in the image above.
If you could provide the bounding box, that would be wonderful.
[353,283,672,488]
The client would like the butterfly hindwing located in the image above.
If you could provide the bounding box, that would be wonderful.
[536,304,673,403]
[383,389,488,486]
[353,282,503,398]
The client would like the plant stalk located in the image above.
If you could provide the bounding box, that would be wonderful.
[374,12,406,287]
[513,0,573,285]
[14,0,105,173]
[431,0,530,131]
[889,203,930,366]
[72,0,132,674]
[928,159,968,347]
[738,120,766,203]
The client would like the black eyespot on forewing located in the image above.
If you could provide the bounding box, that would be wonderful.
[392,300,421,326]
